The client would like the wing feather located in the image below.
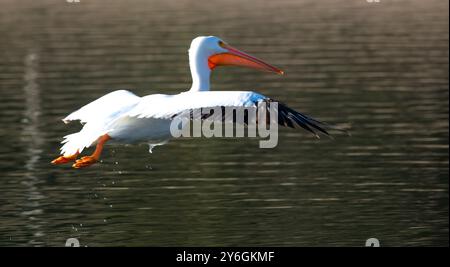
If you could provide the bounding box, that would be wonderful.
[126,91,263,120]
[63,90,140,124]
[124,91,346,138]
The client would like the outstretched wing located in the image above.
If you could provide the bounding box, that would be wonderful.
[126,91,262,119]
[125,91,343,138]
[63,90,141,124]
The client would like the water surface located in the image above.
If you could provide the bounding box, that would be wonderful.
[0,0,448,246]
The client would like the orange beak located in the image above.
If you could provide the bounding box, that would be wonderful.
[208,43,284,75]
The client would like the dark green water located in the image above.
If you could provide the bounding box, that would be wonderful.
[0,0,448,246]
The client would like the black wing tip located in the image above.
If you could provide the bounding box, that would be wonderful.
[323,123,352,137]
[276,102,351,139]
[306,120,352,139]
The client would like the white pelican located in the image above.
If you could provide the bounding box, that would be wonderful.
[52,36,344,168]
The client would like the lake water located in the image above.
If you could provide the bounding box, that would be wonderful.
[0,0,448,246]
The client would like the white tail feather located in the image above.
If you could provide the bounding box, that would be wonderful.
[60,132,87,156]
[60,126,107,156]
[58,90,140,156]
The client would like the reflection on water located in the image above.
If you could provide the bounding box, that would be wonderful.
[0,0,448,246]
[21,51,46,245]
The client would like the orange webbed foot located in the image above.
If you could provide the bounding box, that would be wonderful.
[72,156,98,169]
[51,153,79,165]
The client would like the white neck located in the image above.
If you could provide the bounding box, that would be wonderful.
[188,48,211,92]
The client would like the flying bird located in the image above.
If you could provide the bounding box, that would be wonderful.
[52,36,345,168]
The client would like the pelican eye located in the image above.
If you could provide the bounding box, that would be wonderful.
[218,41,225,48]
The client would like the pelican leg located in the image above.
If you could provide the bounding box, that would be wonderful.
[72,134,111,169]
[51,151,79,165]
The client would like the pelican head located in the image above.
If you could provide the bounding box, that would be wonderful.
[188,36,283,91]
